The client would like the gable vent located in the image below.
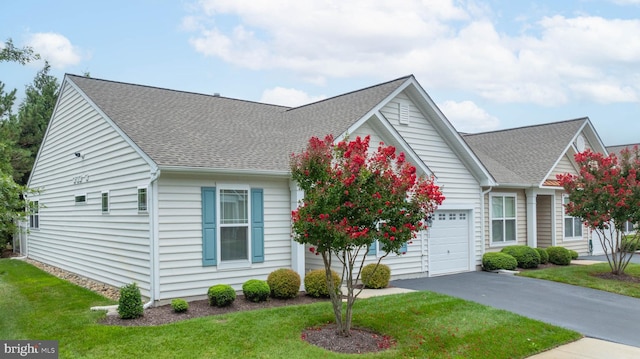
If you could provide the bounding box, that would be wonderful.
[399,103,410,125]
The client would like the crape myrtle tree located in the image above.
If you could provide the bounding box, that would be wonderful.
[557,146,640,275]
[290,134,444,336]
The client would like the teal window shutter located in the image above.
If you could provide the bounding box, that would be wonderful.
[251,188,265,263]
[202,187,217,266]
[368,241,377,256]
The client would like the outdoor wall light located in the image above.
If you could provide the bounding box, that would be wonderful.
[74,152,85,159]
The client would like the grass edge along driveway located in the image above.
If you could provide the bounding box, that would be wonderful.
[0,259,580,359]
[518,262,640,298]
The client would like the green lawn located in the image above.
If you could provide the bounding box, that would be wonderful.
[0,259,580,358]
[518,262,640,298]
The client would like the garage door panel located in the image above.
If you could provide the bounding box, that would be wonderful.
[429,210,471,276]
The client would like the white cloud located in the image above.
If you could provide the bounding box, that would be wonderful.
[259,87,326,107]
[185,1,640,106]
[26,32,83,69]
[438,100,500,133]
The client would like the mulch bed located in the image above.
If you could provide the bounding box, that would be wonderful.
[100,294,327,327]
[100,294,392,353]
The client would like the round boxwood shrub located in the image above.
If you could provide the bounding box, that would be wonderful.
[500,245,540,269]
[304,269,341,298]
[242,279,270,302]
[546,246,572,265]
[171,298,189,313]
[569,249,579,260]
[360,263,391,289]
[482,252,517,271]
[207,284,236,307]
[118,282,144,319]
[267,268,301,299]
[536,248,549,264]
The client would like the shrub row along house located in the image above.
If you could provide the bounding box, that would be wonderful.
[22,74,627,304]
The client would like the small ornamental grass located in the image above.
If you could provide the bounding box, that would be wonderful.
[242,279,270,302]
[304,269,341,298]
[207,284,236,307]
[536,248,549,264]
[360,263,391,289]
[500,245,540,269]
[546,246,572,266]
[482,252,517,271]
[118,283,144,319]
[171,298,189,313]
[267,268,301,299]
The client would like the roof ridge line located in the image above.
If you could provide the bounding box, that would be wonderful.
[285,75,413,112]
[65,73,290,109]
[462,117,589,137]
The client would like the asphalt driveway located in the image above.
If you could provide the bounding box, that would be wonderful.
[392,271,640,348]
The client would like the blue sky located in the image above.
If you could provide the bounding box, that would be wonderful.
[2,0,639,146]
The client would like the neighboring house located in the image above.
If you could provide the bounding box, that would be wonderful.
[26,74,494,304]
[463,118,609,256]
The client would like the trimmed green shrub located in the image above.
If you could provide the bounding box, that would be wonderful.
[267,268,301,299]
[536,248,549,264]
[171,298,189,313]
[360,263,391,289]
[304,269,341,298]
[621,236,640,252]
[546,246,572,266]
[482,252,517,271]
[118,282,144,319]
[207,284,236,307]
[500,245,540,269]
[242,279,270,302]
[569,249,579,260]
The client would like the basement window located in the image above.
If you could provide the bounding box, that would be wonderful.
[75,194,87,205]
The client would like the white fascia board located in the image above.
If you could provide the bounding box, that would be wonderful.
[159,166,290,178]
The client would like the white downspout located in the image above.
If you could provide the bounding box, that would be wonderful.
[480,186,493,257]
[144,167,161,309]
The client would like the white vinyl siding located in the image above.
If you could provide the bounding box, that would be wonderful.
[156,173,292,301]
[27,82,153,297]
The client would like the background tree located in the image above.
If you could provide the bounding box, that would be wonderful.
[12,61,60,184]
[0,38,40,64]
[557,147,640,275]
[290,135,444,336]
[0,38,42,249]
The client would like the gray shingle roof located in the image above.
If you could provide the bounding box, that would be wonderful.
[462,118,588,185]
[67,75,410,172]
[607,144,640,157]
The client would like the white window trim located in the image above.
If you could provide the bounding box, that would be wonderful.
[217,184,252,269]
[562,195,583,241]
[489,193,517,247]
[74,193,87,205]
[101,191,110,214]
[137,186,148,213]
[29,200,40,230]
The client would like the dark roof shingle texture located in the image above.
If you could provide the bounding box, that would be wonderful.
[463,119,587,185]
[68,75,410,172]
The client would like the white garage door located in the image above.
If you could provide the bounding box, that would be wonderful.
[428,210,471,276]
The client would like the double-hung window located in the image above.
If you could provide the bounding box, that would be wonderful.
[491,194,516,244]
[29,201,39,229]
[563,196,583,239]
[202,186,264,267]
[220,188,249,261]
